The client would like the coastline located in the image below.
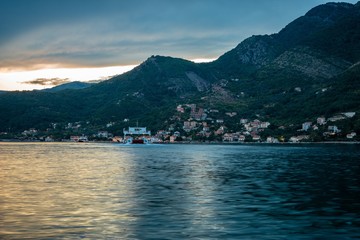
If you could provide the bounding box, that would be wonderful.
[1,139,359,145]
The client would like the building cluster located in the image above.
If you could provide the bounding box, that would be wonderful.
[168,105,358,143]
[3,104,358,143]
[171,104,272,142]
[290,112,357,142]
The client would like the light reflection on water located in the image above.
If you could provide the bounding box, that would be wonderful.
[0,142,359,239]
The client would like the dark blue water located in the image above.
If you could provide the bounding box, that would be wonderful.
[0,143,359,239]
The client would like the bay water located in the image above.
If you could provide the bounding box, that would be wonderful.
[0,142,359,239]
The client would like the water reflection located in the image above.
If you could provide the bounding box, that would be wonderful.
[0,143,359,239]
[0,143,137,239]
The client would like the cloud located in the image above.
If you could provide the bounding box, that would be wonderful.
[0,21,243,72]
[0,1,290,71]
[23,77,70,86]
[1,0,358,72]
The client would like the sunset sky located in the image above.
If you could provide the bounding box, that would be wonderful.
[0,0,358,91]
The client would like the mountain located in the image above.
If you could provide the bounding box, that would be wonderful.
[43,81,94,92]
[212,2,359,78]
[0,1,359,135]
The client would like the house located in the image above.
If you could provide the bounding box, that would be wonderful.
[238,135,246,142]
[290,135,310,142]
[328,115,345,122]
[183,121,191,131]
[243,131,251,136]
[176,105,185,113]
[45,136,54,142]
[156,130,168,136]
[223,132,243,142]
[289,136,299,143]
[97,131,110,138]
[22,128,38,136]
[346,132,357,139]
[252,135,261,141]
[202,126,210,132]
[183,121,197,132]
[70,136,80,142]
[183,121,190,129]
[302,122,312,131]
[191,107,206,120]
[328,125,340,133]
[188,104,197,111]
[250,120,261,128]
[297,135,310,141]
[170,136,177,142]
[244,119,266,132]
[343,112,356,118]
[223,133,234,142]
[190,121,197,128]
[260,122,270,129]
[150,137,162,143]
[232,133,241,141]
[240,119,248,124]
[317,117,326,125]
[244,123,252,132]
[215,126,226,135]
[106,122,115,128]
[225,112,237,117]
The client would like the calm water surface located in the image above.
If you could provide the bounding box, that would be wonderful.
[0,142,359,239]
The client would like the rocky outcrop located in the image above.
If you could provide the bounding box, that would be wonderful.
[185,72,209,92]
[273,47,351,79]
[234,35,280,67]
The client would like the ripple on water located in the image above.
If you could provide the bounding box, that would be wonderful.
[0,142,359,239]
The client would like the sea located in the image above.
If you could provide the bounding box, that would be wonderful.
[0,142,359,239]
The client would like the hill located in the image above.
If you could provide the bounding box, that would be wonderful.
[43,81,94,92]
[0,1,359,141]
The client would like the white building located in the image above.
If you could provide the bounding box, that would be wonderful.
[240,119,248,124]
[328,126,340,133]
[289,136,299,143]
[317,117,326,125]
[260,122,270,129]
[346,132,357,139]
[97,131,110,138]
[343,112,356,118]
[302,122,312,131]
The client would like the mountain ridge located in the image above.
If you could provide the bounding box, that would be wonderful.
[43,81,94,92]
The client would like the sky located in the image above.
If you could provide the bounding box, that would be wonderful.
[0,0,358,91]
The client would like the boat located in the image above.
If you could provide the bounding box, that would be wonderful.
[123,126,151,144]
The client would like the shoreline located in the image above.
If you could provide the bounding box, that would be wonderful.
[1,139,359,145]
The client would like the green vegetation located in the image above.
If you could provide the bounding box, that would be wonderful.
[0,2,359,142]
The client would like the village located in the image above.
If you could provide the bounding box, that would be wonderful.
[1,103,358,144]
